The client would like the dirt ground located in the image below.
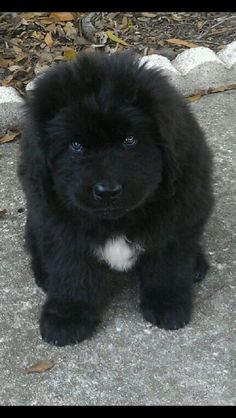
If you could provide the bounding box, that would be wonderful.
[0,12,235,96]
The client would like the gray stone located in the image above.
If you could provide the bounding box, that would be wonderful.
[172,47,236,95]
[217,41,236,69]
[172,47,223,75]
[25,80,36,92]
[0,87,24,134]
[0,91,235,405]
[139,54,183,93]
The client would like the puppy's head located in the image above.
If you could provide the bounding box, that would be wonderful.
[27,52,179,220]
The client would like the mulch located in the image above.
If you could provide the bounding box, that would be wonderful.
[0,12,235,97]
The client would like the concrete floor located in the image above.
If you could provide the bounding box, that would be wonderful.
[0,91,235,405]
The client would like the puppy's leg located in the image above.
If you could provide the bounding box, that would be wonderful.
[40,297,100,346]
[194,250,209,282]
[25,219,48,291]
[39,249,105,346]
[138,243,197,330]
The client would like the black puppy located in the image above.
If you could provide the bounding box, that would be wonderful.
[19,52,214,346]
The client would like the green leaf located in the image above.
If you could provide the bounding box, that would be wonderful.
[64,49,77,60]
[107,31,128,46]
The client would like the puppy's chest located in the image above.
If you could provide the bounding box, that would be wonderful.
[94,236,144,272]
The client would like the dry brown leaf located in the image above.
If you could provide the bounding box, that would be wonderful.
[24,360,55,374]
[0,130,21,144]
[141,12,157,18]
[0,209,7,218]
[8,65,22,72]
[49,12,75,22]
[171,13,184,22]
[32,31,44,41]
[46,23,57,33]
[120,16,128,29]
[208,84,236,93]
[64,22,77,37]
[15,53,28,63]
[21,12,46,20]
[12,45,22,54]
[34,63,49,75]
[166,39,198,48]
[39,18,56,25]
[54,55,64,61]
[2,76,14,86]
[187,83,236,102]
[44,32,54,47]
[0,58,11,68]
[21,18,30,26]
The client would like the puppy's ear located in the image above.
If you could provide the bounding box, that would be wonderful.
[151,88,188,197]
[18,126,53,206]
[157,134,180,197]
[26,63,72,128]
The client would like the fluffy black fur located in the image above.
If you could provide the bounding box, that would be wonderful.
[18,52,214,346]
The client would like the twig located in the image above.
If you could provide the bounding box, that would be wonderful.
[0,36,30,53]
[197,15,236,40]
[0,12,17,21]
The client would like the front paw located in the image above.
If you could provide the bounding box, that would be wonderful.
[140,294,192,330]
[40,299,99,346]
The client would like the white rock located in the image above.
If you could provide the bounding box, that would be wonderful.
[0,87,23,104]
[0,87,24,133]
[172,47,224,76]
[140,54,179,74]
[217,41,236,68]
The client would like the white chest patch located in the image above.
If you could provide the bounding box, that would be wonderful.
[95,236,144,272]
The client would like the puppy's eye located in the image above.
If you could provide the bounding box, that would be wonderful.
[123,136,137,148]
[70,141,84,153]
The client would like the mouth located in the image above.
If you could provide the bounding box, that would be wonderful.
[92,207,128,220]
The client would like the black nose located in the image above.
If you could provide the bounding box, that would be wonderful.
[93,182,123,201]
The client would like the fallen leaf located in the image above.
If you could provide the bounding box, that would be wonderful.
[120,15,128,29]
[39,18,56,25]
[12,45,22,54]
[141,12,156,18]
[187,94,202,102]
[21,12,46,20]
[15,53,28,63]
[0,209,7,218]
[171,13,184,22]
[21,18,29,26]
[8,65,22,72]
[166,38,198,48]
[0,58,11,67]
[32,31,44,41]
[128,19,133,27]
[208,83,236,93]
[0,130,21,144]
[34,63,49,75]
[12,69,29,81]
[107,31,128,46]
[187,85,233,101]
[49,12,74,22]
[64,48,77,60]
[64,22,77,38]
[24,360,55,374]
[54,55,64,61]
[45,23,57,33]
[44,33,54,47]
